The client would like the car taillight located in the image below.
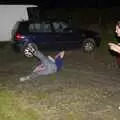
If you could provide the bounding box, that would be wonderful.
[15,33,24,41]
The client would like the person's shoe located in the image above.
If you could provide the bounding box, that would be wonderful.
[19,76,30,82]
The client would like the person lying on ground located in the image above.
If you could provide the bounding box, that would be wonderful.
[19,44,65,82]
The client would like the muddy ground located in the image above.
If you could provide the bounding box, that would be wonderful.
[0,45,120,120]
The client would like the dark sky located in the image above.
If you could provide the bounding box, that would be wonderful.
[0,0,120,8]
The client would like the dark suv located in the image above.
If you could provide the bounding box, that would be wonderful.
[12,20,101,57]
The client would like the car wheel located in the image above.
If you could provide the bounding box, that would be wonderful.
[82,38,96,53]
[22,43,38,58]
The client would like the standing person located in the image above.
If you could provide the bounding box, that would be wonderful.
[19,44,65,82]
[108,21,120,67]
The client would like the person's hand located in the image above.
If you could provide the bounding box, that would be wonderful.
[108,42,115,47]
[55,51,65,59]
[108,42,113,47]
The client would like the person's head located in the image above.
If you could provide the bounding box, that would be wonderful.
[117,21,120,27]
[115,21,120,37]
[59,51,65,58]
[55,51,65,59]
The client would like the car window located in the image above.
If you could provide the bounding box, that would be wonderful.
[60,22,68,30]
[44,23,52,32]
[28,22,52,32]
[17,22,29,33]
[52,22,68,32]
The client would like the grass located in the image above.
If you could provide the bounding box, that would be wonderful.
[0,87,97,120]
[0,64,119,120]
[0,83,118,120]
[0,42,10,49]
[0,85,86,120]
[0,90,39,120]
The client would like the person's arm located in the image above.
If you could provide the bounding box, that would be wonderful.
[48,56,55,62]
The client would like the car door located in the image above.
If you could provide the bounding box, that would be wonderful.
[52,21,79,49]
[29,22,57,48]
[59,28,78,48]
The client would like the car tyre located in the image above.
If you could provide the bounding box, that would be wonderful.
[82,38,96,53]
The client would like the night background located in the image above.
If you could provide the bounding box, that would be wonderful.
[0,0,120,8]
[1,0,120,23]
